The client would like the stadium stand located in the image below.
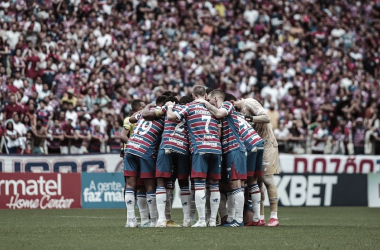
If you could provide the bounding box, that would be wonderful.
[0,0,379,155]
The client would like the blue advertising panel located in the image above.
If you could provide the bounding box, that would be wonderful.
[81,173,125,208]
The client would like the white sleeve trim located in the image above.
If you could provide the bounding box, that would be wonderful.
[174,111,181,121]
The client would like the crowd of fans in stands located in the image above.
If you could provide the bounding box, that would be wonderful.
[0,0,380,155]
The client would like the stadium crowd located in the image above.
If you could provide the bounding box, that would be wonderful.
[0,0,380,155]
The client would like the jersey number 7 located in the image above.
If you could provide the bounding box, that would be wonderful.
[202,115,211,133]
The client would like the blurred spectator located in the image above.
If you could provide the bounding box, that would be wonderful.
[274,122,289,153]
[3,95,22,120]
[47,119,64,154]
[288,121,306,154]
[4,121,19,154]
[91,110,107,134]
[61,117,77,154]
[311,121,329,155]
[332,125,348,155]
[108,120,122,153]
[89,125,108,153]
[352,117,366,155]
[73,119,92,154]
[0,0,379,155]
[267,102,279,130]
[31,119,47,154]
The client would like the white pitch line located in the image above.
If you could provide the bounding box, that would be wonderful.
[57,216,122,219]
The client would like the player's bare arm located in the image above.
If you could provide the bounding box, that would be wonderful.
[194,99,227,119]
[166,103,177,121]
[120,127,130,143]
[244,99,271,124]
[142,103,159,121]
[129,112,140,123]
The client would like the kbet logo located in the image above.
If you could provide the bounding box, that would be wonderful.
[274,175,338,206]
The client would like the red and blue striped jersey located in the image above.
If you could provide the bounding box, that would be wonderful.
[220,101,246,154]
[160,105,190,155]
[236,114,263,151]
[36,109,51,126]
[174,101,221,154]
[126,109,164,158]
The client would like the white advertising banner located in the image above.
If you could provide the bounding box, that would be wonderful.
[0,154,123,173]
[368,174,380,207]
[279,154,380,174]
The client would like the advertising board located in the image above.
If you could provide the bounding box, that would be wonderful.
[81,173,125,209]
[0,173,81,209]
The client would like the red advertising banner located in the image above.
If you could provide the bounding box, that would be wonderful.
[0,173,81,209]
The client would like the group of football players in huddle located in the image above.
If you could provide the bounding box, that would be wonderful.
[121,85,280,228]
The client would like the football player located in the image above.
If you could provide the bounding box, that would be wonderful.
[194,90,247,227]
[232,98,280,227]
[123,96,166,228]
[143,94,194,227]
[224,93,265,226]
[167,86,222,227]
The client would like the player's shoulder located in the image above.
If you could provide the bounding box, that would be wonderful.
[245,98,262,106]
[245,98,264,114]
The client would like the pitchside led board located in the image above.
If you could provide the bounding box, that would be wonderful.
[368,173,380,207]
[0,173,81,209]
[81,173,125,209]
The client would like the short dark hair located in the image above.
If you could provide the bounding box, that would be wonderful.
[165,96,179,104]
[131,99,144,112]
[162,91,176,97]
[224,93,237,102]
[192,85,206,98]
[179,95,193,105]
[156,95,168,106]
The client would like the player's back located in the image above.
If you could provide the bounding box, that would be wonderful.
[243,98,278,148]
[179,101,221,154]
[126,110,165,157]
[236,114,263,150]
[220,101,246,154]
[160,105,190,155]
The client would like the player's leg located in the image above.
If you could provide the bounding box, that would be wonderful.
[190,153,208,227]
[258,179,266,225]
[263,147,279,227]
[136,183,150,227]
[263,174,279,227]
[205,182,211,224]
[218,182,228,225]
[190,180,196,222]
[155,149,171,227]
[176,153,192,227]
[220,153,234,224]
[207,153,222,227]
[124,153,138,227]
[165,179,180,227]
[243,185,254,225]
[246,145,264,225]
[223,150,246,227]
[140,157,158,227]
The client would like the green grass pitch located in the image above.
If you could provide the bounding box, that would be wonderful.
[1,207,379,250]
